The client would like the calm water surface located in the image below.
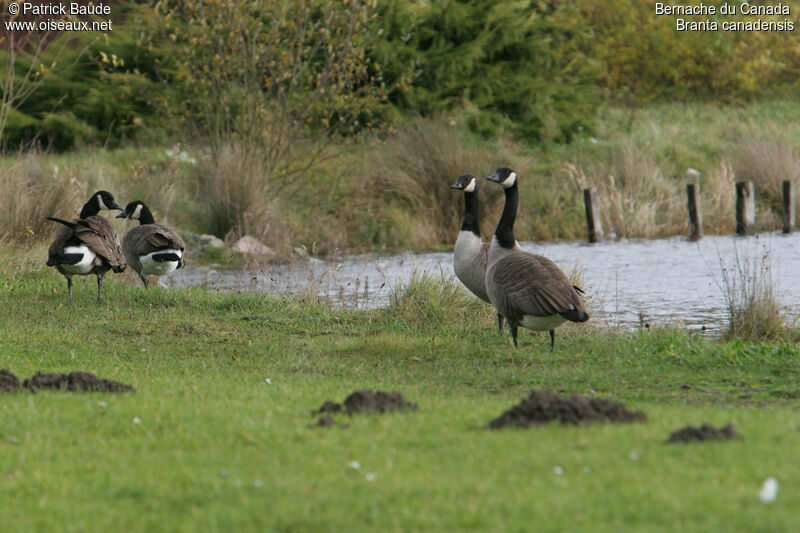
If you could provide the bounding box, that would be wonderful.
[163,233,800,333]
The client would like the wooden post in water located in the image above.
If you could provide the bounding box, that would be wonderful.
[686,183,702,241]
[583,188,603,243]
[783,180,795,234]
[735,181,755,236]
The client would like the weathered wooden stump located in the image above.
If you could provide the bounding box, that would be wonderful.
[735,181,755,236]
[686,183,702,241]
[583,188,603,243]
[783,180,795,234]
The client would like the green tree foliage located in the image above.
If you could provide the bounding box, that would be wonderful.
[0,3,169,150]
[3,0,800,152]
[373,0,601,142]
[574,0,800,101]
[155,0,389,148]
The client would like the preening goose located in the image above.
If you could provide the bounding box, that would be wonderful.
[46,190,126,304]
[116,201,185,288]
[485,167,588,348]
[450,173,503,331]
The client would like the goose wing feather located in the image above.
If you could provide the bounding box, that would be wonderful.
[48,216,125,272]
[75,216,126,272]
[128,224,185,253]
[490,252,585,319]
[48,224,75,257]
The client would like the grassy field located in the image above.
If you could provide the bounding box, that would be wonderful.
[1,261,799,532]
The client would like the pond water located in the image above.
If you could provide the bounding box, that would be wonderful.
[163,232,800,333]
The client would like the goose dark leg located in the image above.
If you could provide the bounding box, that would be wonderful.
[549,329,555,350]
[510,322,519,349]
[66,277,74,306]
[497,314,504,332]
[139,273,149,288]
[96,274,104,301]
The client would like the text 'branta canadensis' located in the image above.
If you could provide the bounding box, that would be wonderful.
[117,201,186,288]
[46,190,126,304]
[450,173,503,331]
[485,167,588,349]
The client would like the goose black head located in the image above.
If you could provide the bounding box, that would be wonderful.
[80,190,123,218]
[94,191,123,211]
[486,167,517,189]
[116,200,155,225]
[449,174,477,193]
[116,201,145,220]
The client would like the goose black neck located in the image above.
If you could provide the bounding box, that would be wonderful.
[137,205,156,225]
[461,190,481,236]
[494,182,518,248]
[79,199,100,219]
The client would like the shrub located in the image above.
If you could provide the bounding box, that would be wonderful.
[573,0,800,101]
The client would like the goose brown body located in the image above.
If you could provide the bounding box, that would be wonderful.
[485,167,588,348]
[486,249,587,328]
[46,191,125,304]
[117,201,185,288]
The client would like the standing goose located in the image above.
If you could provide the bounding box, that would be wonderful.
[46,190,126,304]
[116,201,186,288]
[485,167,588,349]
[450,173,503,331]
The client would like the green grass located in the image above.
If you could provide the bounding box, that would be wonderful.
[1,267,800,532]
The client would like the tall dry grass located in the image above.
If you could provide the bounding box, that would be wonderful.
[195,143,275,241]
[365,118,529,249]
[562,140,685,239]
[0,152,83,245]
[732,126,800,217]
[3,103,800,257]
[718,241,788,340]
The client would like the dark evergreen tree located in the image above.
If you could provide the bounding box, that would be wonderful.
[372,0,601,142]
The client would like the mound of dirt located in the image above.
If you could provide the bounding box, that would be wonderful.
[314,390,418,416]
[0,369,21,393]
[667,423,741,444]
[488,390,647,429]
[317,400,343,414]
[23,372,135,394]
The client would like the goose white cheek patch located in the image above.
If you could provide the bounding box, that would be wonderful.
[464,178,476,193]
[132,204,143,219]
[96,194,108,211]
[501,172,517,188]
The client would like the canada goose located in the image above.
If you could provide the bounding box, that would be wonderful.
[450,173,504,331]
[46,191,126,304]
[485,167,588,349]
[116,201,186,288]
